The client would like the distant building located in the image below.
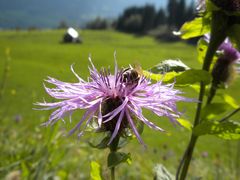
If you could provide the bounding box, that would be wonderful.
[63,27,82,43]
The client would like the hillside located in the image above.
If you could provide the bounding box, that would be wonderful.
[0,0,166,28]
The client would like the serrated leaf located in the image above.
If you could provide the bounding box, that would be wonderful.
[143,71,181,82]
[145,69,211,85]
[174,69,211,85]
[107,152,131,168]
[177,118,192,130]
[149,59,190,74]
[193,120,240,140]
[88,136,110,149]
[221,94,239,109]
[144,59,189,82]
[201,103,229,120]
[175,15,211,39]
[190,84,200,93]
[90,161,102,180]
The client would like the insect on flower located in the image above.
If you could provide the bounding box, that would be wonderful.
[36,54,193,146]
[122,64,142,85]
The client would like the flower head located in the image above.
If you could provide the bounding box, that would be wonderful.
[217,40,240,63]
[214,39,240,85]
[205,36,240,87]
[36,56,192,145]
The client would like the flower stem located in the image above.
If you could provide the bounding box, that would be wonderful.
[219,107,240,122]
[111,167,115,180]
[177,13,228,178]
[178,82,205,180]
[109,135,120,180]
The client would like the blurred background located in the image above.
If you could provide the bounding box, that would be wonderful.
[1,0,240,179]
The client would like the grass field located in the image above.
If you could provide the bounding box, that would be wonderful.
[0,29,240,179]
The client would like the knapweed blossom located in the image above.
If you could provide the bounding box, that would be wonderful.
[211,38,240,87]
[204,35,240,104]
[36,57,192,145]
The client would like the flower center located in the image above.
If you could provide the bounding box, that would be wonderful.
[102,97,129,133]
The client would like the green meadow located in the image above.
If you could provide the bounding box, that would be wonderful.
[0,30,239,179]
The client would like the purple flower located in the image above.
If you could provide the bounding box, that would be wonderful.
[204,34,240,63]
[210,38,240,86]
[36,57,192,145]
[217,40,240,64]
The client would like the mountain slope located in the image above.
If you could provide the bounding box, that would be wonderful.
[0,0,167,28]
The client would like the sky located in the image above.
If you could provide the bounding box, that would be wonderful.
[0,0,195,28]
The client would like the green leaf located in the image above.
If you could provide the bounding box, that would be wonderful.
[228,24,240,50]
[201,103,229,120]
[221,94,239,109]
[197,38,218,68]
[174,69,211,85]
[174,15,211,39]
[143,71,181,82]
[148,59,190,74]
[193,120,240,140]
[144,59,189,82]
[145,69,211,85]
[177,118,192,130]
[206,0,220,12]
[90,161,102,180]
[57,170,68,179]
[197,38,208,64]
[136,120,144,135]
[88,136,110,149]
[107,152,131,168]
[21,162,29,178]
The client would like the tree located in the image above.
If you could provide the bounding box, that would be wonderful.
[185,1,195,22]
[167,0,178,28]
[167,0,195,29]
[86,17,108,30]
[141,5,156,32]
[115,5,157,34]
[154,8,166,27]
[176,0,186,28]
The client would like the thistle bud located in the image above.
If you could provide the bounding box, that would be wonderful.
[212,39,240,87]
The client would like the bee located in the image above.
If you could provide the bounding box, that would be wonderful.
[122,64,143,85]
